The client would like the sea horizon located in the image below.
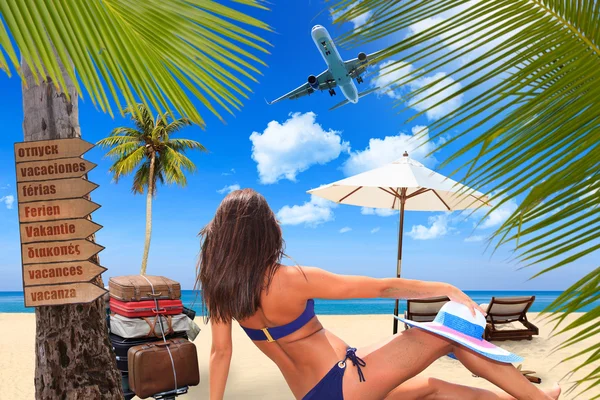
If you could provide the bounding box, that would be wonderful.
[1,290,595,314]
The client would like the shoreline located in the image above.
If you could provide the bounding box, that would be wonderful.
[0,312,598,399]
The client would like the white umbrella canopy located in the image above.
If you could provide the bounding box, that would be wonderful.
[308,152,489,211]
[308,152,490,333]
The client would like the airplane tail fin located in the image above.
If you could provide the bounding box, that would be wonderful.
[329,87,380,111]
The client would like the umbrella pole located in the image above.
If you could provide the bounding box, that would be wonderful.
[393,189,406,334]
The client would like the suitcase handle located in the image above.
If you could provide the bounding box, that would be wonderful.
[152,307,167,315]
[147,292,163,298]
[155,342,172,348]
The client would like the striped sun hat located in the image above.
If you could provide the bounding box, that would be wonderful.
[395,301,523,363]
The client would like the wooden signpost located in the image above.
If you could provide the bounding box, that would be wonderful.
[17,178,98,202]
[14,138,107,307]
[18,198,101,223]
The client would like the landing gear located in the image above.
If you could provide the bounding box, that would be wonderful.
[356,76,364,84]
[328,88,336,96]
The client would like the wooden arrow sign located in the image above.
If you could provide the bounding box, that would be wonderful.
[22,239,104,264]
[16,158,96,183]
[18,198,100,223]
[20,219,102,243]
[15,138,94,163]
[17,178,98,203]
[24,282,107,307]
[23,261,107,286]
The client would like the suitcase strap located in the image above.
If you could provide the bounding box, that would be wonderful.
[142,315,174,338]
[140,275,178,393]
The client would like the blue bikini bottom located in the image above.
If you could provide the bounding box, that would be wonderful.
[302,347,366,400]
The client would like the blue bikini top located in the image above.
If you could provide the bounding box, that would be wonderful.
[240,299,315,342]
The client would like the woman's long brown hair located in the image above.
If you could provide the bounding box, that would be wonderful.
[197,189,285,323]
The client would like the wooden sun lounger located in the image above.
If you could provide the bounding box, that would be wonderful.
[403,296,450,330]
[481,296,539,341]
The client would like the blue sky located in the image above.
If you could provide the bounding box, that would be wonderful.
[0,1,596,291]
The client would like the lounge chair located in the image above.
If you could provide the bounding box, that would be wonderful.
[403,296,450,330]
[480,296,539,341]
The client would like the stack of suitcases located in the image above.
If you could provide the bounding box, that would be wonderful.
[107,275,200,399]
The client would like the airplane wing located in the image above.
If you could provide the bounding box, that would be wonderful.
[266,70,336,105]
[345,50,384,79]
[329,87,380,111]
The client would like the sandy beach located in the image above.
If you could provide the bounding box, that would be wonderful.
[1,313,597,399]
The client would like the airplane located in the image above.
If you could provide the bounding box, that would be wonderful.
[266,25,382,111]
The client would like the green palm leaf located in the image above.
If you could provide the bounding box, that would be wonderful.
[330,0,600,395]
[0,0,271,127]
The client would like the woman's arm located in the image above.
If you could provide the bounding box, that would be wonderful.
[290,266,485,316]
[209,319,232,400]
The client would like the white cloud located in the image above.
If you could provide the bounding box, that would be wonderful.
[464,235,485,242]
[372,62,463,120]
[406,2,521,69]
[250,112,349,184]
[407,213,450,240]
[408,72,464,120]
[342,125,437,175]
[372,60,414,100]
[330,1,373,31]
[276,194,337,227]
[478,198,518,229]
[407,17,445,39]
[349,10,373,30]
[370,227,380,234]
[339,227,352,233]
[0,195,15,209]
[217,184,240,194]
[361,207,398,217]
[221,168,236,176]
[579,177,599,201]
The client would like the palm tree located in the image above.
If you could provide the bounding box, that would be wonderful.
[330,0,599,396]
[97,104,206,275]
[0,1,269,398]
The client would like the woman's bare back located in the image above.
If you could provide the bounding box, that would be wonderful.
[237,266,348,398]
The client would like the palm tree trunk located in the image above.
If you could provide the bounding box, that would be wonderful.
[140,151,155,275]
[22,58,123,399]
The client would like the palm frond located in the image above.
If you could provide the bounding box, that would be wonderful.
[96,135,140,148]
[109,146,146,182]
[0,0,271,127]
[127,104,156,135]
[330,0,600,395]
[166,138,208,153]
[132,160,150,195]
[160,147,196,186]
[104,141,144,160]
[165,118,192,135]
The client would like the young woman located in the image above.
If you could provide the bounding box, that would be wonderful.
[198,189,561,400]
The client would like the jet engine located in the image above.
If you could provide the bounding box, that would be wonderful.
[308,75,319,90]
[358,52,367,62]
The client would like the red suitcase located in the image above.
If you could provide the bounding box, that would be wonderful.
[110,298,183,318]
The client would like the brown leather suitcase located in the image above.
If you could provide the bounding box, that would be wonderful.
[128,338,199,398]
[109,275,181,301]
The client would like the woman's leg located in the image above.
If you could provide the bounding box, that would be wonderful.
[450,346,561,400]
[384,376,561,400]
[384,376,516,399]
[342,328,556,400]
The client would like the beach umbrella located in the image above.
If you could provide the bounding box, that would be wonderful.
[308,152,490,334]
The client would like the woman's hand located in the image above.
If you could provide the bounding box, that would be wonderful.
[447,285,487,317]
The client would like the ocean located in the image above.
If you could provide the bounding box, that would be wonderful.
[0,290,595,314]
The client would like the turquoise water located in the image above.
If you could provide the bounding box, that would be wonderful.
[1,290,594,314]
